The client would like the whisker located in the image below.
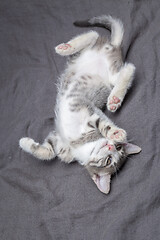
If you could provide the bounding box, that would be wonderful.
[127,137,135,143]
[116,165,120,172]
[126,155,132,161]
[113,165,118,179]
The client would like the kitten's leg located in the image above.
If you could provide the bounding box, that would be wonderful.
[19,132,74,162]
[88,109,127,142]
[98,119,127,142]
[107,63,136,112]
[55,31,99,56]
[19,137,55,160]
[46,132,74,163]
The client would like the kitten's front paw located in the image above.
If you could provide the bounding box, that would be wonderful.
[108,128,127,142]
[107,96,122,112]
[55,43,73,56]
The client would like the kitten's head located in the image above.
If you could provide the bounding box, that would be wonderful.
[85,138,141,194]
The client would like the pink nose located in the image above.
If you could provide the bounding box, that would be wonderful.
[107,144,114,151]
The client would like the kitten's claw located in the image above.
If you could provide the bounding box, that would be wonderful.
[55,43,73,56]
[107,96,121,112]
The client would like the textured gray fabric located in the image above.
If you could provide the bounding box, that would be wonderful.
[0,1,160,239]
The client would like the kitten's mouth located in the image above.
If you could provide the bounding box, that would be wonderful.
[100,141,108,149]
[97,141,108,153]
[101,143,108,148]
[99,141,115,153]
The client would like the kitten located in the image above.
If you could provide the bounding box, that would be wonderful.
[19,15,141,194]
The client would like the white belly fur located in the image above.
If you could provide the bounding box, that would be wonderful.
[57,98,90,141]
[75,50,109,80]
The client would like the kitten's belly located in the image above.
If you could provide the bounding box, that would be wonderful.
[56,98,89,141]
[75,50,109,80]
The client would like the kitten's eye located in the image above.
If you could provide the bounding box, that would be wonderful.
[116,144,122,151]
[106,155,112,165]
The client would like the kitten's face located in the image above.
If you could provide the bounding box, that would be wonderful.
[86,138,141,194]
[88,138,126,173]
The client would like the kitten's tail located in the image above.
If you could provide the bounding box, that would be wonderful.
[74,15,124,47]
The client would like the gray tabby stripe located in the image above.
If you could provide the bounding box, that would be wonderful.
[70,131,102,146]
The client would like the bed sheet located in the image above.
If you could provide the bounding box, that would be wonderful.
[0,0,160,239]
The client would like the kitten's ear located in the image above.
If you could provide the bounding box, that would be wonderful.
[92,173,111,194]
[124,143,141,155]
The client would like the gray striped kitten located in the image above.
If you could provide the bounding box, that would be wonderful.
[19,15,141,194]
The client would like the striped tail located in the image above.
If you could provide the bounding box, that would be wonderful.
[74,15,124,47]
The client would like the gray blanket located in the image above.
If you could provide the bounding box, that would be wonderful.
[0,0,160,239]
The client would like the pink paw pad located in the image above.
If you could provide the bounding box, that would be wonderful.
[57,43,71,50]
[109,96,120,105]
[110,129,125,140]
[108,96,121,112]
[113,130,119,135]
[110,106,116,111]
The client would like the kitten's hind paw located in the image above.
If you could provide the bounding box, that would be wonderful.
[19,137,38,153]
[107,96,121,112]
[55,43,73,56]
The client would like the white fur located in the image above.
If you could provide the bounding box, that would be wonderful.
[19,138,37,153]
[74,50,110,82]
